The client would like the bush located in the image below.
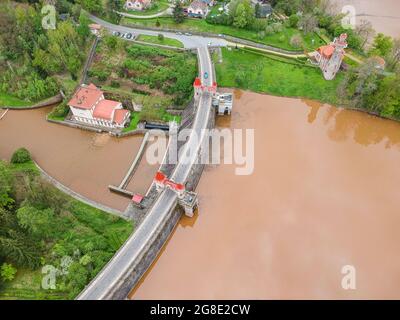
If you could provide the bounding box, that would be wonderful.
[265,25,274,35]
[50,101,69,118]
[110,80,120,88]
[289,14,299,28]
[158,34,164,41]
[290,34,303,48]
[11,148,31,164]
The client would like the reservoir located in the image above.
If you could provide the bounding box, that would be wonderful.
[131,90,400,299]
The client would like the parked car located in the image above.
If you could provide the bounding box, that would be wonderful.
[125,33,133,40]
[207,42,212,46]
[184,32,192,36]
[112,31,121,37]
[176,32,183,35]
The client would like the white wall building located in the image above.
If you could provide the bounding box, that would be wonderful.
[68,83,130,129]
[125,0,152,11]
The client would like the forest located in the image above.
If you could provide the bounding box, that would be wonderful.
[0,148,132,299]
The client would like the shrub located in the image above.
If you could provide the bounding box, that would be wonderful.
[110,80,120,88]
[272,22,283,33]
[289,14,299,28]
[158,33,164,41]
[290,34,303,48]
[265,25,274,35]
[50,101,70,118]
[11,148,31,164]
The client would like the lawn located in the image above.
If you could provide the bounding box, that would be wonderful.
[215,47,343,105]
[122,111,140,132]
[122,0,170,16]
[137,34,184,48]
[0,92,32,108]
[121,17,325,51]
[0,160,133,300]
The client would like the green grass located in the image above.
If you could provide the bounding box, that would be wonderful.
[0,92,31,108]
[122,17,325,51]
[216,47,343,105]
[122,0,170,16]
[137,34,184,48]
[122,111,141,132]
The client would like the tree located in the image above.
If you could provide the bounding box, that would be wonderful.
[338,58,381,111]
[290,34,303,48]
[172,1,185,24]
[298,13,318,34]
[232,0,254,29]
[1,263,17,281]
[77,12,91,39]
[288,14,299,28]
[104,35,117,50]
[370,33,394,57]
[11,148,31,164]
[255,3,261,18]
[158,33,164,41]
[17,206,54,237]
[355,19,375,51]
[386,38,400,71]
[0,161,14,209]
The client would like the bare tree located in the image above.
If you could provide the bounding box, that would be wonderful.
[298,13,318,34]
[355,19,375,50]
[386,38,400,72]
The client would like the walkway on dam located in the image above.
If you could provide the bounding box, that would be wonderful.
[77,16,214,300]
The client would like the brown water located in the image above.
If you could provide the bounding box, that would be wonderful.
[131,90,400,299]
[333,0,400,37]
[0,107,156,211]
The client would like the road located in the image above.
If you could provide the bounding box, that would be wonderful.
[89,14,228,49]
[78,17,214,300]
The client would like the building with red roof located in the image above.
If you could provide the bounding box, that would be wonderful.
[311,34,348,80]
[68,83,130,130]
[124,0,152,11]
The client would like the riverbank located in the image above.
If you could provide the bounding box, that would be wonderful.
[0,107,150,211]
[131,89,400,299]
[215,47,343,105]
[0,159,133,300]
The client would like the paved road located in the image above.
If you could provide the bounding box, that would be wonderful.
[78,17,214,300]
[89,14,228,49]
[115,6,173,19]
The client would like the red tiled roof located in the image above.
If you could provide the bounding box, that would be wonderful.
[89,24,101,30]
[114,109,130,125]
[318,45,335,58]
[68,83,103,110]
[132,193,144,203]
[93,100,120,121]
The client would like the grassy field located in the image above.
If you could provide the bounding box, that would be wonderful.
[137,34,184,48]
[121,17,325,51]
[215,47,343,105]
[0,160,133,300]
[122,0,170,16]
[0,92,32,108]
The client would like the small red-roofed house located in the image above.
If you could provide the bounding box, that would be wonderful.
[68,83,130,129]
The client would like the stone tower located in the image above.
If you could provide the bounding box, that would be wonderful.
[316,33,348,80]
